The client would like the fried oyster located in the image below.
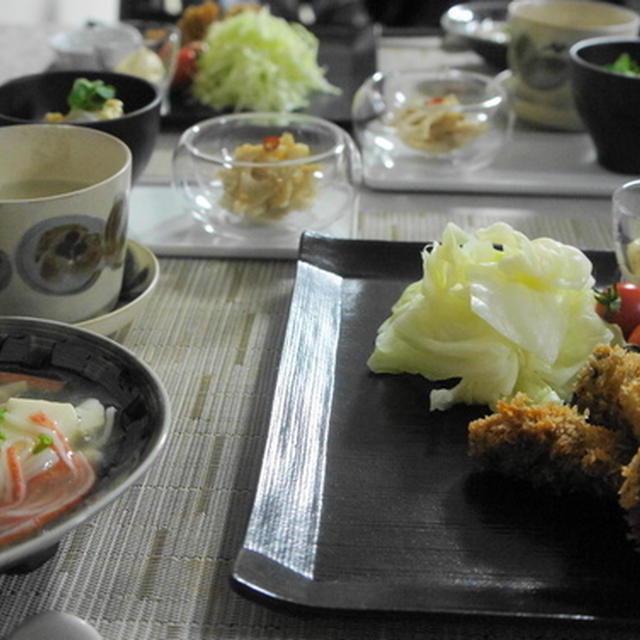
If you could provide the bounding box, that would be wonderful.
[573,344,640,441]
[469,344,640,547]
[468,393,625,497]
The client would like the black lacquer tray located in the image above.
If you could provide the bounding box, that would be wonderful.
[233,233,640,624]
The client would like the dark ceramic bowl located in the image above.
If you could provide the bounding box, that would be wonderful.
[0,70,161,182]
[0,317,170,573]
[570,37,640,174]
[441,0,510,70]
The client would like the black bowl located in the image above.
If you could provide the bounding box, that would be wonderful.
[441,1,510,70]
[0,70,161,183]
[0,317,169,573]
[570,37,640,174]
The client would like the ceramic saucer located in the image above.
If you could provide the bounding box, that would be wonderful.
[75,240,159,342]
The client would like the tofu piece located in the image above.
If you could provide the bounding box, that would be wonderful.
[5,397,78,439]
[74,398,106,438]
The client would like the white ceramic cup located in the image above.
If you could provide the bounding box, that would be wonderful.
[507,0,640,130]
[0,124,131,323]
[49,23,143,70]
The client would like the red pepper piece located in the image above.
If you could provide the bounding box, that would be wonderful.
[262,136,280,151]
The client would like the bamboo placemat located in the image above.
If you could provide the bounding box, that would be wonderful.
[0,210,631,640]
[357,207,614,249]
[0,22,628,637]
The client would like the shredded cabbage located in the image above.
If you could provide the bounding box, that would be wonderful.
[367,222,616,411]
[192,9,340,112]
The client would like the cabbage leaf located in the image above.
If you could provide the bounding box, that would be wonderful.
[192,9,340,112]
[367,222,615,411]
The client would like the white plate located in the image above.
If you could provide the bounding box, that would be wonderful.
[360,121,636,196]
[75,239,159,342]
[128,185,356,260]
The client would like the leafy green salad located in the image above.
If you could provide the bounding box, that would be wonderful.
[192,8,339,112]
[604,52,640,76]
[367,222,616,411]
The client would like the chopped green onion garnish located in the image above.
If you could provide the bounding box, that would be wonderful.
[32,433,53,454]
[604,52,640,76]
[67,78,117,111]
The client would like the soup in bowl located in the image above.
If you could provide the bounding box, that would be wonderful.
[0,317,170,572]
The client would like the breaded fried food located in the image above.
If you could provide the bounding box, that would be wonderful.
[177,0,220,44]
[468,393,625,496]
[573,344,640,441]
[225,3,261,17]
[619,446,640,545]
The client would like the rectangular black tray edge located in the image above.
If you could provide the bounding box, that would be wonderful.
[231,233,630,623]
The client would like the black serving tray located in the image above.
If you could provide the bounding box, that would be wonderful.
[232,233,640,623]
[162,23,377,131]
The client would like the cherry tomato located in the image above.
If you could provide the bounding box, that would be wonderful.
[595,281,640,338]
[172,42,203,88]
[628,323,640,346]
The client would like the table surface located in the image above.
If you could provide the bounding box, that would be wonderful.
[0,23,635,640]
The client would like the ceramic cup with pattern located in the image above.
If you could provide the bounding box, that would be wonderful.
[506,0,640,130]
[0,124,131,322]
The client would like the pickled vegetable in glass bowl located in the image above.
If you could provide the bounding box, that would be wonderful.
[172,113,361,240]
[352,69,513,174]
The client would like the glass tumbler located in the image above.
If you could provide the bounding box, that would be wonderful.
[613,180,640,284]
[117,20,180,115]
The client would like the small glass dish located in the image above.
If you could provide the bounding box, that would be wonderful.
[613,179,640,285]
[115,20,180,114]
[172,112,362,240]
[440,1,510,69]
[352,69,513,176]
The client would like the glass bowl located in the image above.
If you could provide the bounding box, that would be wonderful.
[115,20,180,114]
[440,1,510,69]
[613,179,640,285]
[172,113,362,240]
[352,69,513,175]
